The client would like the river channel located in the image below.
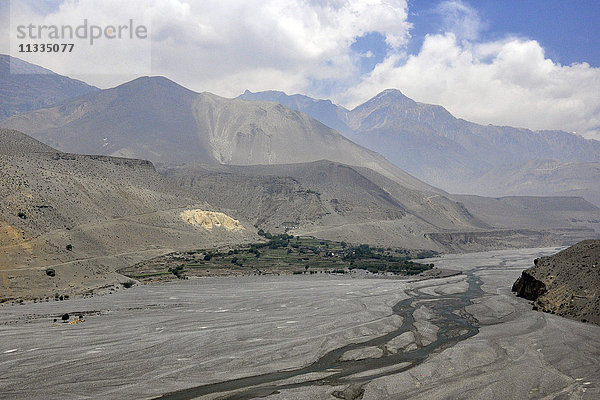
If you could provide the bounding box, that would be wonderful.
[156,272,483,400]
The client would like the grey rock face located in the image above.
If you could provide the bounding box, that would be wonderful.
[512,271,547,300]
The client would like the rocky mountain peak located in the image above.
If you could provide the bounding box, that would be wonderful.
[112,75,198,96]
[363,89,414,106]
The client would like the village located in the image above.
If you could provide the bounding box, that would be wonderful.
[118,232,437,281]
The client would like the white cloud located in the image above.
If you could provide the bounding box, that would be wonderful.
[4,0,152,84]
[146,0,411,97]
[340,21,600,140]
[435,0,484,41]
[2,0,411,97]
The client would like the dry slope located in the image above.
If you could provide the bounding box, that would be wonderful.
[165,161,571,250]
[0,129,253,301]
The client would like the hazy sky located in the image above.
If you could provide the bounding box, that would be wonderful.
[2,0,599,139]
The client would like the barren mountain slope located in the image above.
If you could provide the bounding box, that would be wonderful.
[452,195,600,237]
[466,160,600,207]
[0,76,213,163]
[0,129,253,301]
[0,128,56,154]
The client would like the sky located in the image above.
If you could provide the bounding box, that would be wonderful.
[1,0,599,139]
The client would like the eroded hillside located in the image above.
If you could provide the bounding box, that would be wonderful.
[0,129,254,301]
[166,161,566,250]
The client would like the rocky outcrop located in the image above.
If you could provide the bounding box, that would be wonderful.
[512,270,547,300]
[513,240,600,325]
[180,210,244,231]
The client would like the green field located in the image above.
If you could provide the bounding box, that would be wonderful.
[120,233,436,280]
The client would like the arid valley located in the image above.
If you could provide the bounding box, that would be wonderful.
[2,247,599,399]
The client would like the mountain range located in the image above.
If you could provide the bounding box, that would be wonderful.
[0,75,431,192]
[3,54,598,206]
[239,89,600,206]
